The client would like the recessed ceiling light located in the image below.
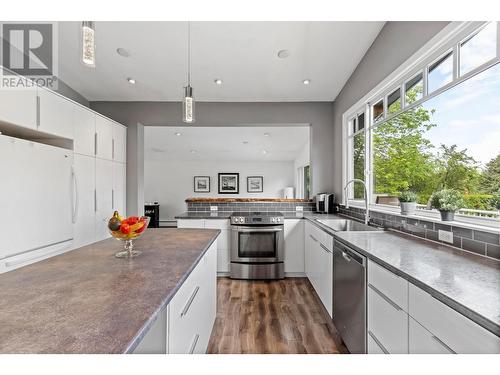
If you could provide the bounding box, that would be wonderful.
[277,49,290,59]
[243,141,249,144]
[190,149,197,153]
[175,132,182,136]
[116,48,130,57]
[262,150,268,155]
[127,77,136,84]
[303,79,311,85]
[214,79,223,85]
[264,132,270,137]
[151,147,165,153]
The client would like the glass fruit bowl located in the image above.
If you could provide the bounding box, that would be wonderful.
[107,212,150,258]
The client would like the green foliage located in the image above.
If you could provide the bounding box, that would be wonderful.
[462,194,494,210]
[398,191,418,203]
[353,132,365,199]
[430,189,464,212]
[490,191,500,210]
[479,154,500,194]
[436,144,481,193]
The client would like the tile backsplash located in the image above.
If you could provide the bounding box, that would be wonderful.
[187,201,315,213]
[339,206,500,261]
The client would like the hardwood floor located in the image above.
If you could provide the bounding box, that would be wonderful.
[207,277,348,354]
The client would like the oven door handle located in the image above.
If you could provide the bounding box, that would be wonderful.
[232,227,283,233]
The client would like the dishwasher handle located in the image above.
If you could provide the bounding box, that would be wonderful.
[334,240,366,266]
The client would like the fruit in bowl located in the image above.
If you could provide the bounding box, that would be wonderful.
[108,211,150,258]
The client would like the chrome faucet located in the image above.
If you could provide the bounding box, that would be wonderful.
[344,179,370,225]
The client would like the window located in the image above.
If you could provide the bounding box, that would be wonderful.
[297,165,311,199]
[303,165,311,199]
[428,51,453,93]
[344,22,500,225]
[387,88,401,114]
[460,22,497,76]
[373,62,500,210]
[348,112,366,199]
[372,99,384,123]
[405,72,423,105]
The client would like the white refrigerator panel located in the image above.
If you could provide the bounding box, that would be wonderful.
[0,135,74,259]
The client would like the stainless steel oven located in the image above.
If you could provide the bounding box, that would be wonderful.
[230,212,284,280]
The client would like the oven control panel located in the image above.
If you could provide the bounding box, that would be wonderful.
[230,216,283,225]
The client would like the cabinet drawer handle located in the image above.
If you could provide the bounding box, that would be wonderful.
[309,234,318,242]
[342,251,351,261]
[431,335,456,354]
[320,243,332,253]
[368,283,403,311]
[189,333,200,354]
[36,95,40,127]
[368,330,389,354]
[94,132,98,156]
[181,286,200,317]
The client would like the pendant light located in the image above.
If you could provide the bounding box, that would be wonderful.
[182,22,195,123]
[81,21,96,67]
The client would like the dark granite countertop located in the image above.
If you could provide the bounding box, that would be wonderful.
[0,228,220,353]
[334,231,500,336]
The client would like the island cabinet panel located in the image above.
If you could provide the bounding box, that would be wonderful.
[168,242,217,354]
[133,307,168,354]
[284,219,305,274]
[408,283,500,354]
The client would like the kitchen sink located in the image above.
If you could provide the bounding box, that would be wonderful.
[315,219,383,232]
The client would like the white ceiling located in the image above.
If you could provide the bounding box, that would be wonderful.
[144,126,310,162]
[58,21,384,102]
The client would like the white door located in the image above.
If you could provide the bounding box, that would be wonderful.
[37,88,74,139]
[73,154,96,249]
[112,123,127,163]
[113,162,127,217]
[95,115,113,160]
[284,219,305,274]
[0,82,37,129]
[73,104,96,156]
[95,158,113,241]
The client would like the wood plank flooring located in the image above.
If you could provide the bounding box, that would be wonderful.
[207,277,348,354]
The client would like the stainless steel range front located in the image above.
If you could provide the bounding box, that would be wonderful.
[230,212,284,280]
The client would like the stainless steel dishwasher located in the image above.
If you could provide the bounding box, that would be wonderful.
[333,240,367,354]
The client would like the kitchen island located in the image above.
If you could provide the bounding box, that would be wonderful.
[0,228,219,354]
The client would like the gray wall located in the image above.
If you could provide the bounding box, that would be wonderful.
[331,21,450,197]
[90,101,335,198]
[55,80,89,107]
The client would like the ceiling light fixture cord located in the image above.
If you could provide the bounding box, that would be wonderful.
[187,21,191,86]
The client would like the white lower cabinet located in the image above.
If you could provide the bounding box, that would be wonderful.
[408,283,500,354]
[169,242,217,353]
[284,219,305,274]
[409,317,452,354]
[304,221,333,317]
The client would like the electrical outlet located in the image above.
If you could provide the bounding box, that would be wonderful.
[438,229,454,244]
[296,206,303,212]
[210,206,218,211]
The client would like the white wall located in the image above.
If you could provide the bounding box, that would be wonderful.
[293,142,310,198]
[145,160,294,219]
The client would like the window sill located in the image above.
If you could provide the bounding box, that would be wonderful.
[345,201,500,234]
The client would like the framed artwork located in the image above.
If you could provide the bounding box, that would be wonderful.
[218,173,239,194]
[194,176,210,193]
[247,176,263,193]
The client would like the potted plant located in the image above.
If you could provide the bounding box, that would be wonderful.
[398,191,418,216]
[430,189,464,221]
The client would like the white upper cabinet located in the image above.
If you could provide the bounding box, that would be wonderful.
[0,80,37,130]
[37,88,74,139]
[73,104,96,157]
[112,123,127,163]
[95,115,113,160]
[112,162,127,217]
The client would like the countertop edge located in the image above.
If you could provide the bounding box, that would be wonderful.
[123,230,221,353]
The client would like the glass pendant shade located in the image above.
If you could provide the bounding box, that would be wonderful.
[82,21,95,67]
[182,85,195,123]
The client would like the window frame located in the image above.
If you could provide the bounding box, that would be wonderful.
[342,21,500,229]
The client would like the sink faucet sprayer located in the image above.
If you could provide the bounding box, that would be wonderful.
[343,179,370,225]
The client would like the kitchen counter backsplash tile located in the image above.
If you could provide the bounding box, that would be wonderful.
[340,206,500,261]
[187,201,315,213]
